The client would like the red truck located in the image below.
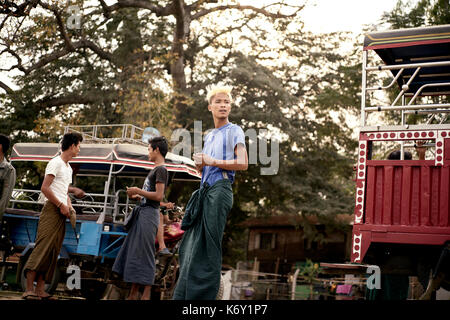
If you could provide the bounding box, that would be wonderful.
[348,24,450,298]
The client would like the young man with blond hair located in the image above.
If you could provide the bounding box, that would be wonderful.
[173,85,248,300]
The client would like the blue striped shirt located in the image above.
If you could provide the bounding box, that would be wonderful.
[201,123,246,187]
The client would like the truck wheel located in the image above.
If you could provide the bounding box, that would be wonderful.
[417,260,435,300]
[80,278,107,300]
[19,253,61,294]
[159,256,180,300]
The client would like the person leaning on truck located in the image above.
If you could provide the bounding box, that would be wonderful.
[22,132,83,300]
[0,134,16,223]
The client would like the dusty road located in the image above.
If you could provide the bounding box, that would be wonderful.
[0,288,86,300]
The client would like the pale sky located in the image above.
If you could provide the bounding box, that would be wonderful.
[300,0,405,34]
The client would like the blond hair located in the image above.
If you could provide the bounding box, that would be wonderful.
[206,85,233,104]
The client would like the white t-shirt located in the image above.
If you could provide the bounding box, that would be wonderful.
[40,156,72,205]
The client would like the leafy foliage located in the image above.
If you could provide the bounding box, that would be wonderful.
[0,1,363,266]
[381,0,450,28]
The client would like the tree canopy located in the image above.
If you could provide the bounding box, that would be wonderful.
[381,0,449,29]
[0,0,365,265]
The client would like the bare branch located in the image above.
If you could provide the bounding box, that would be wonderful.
[0,80,13,94]
[0,15,10,32]
[191,4,304,20]
[98,0,111,18]
[35,91,117,108]
[0,44,27,73]
[38,1,75,51]
[0,0,38,17]
[24,39,114,74]
[197,16,253,51]
[188,0,218,11]
[79,39,114,62]
[102,0,174,17]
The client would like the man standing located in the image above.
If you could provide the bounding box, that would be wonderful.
[22,132,83,300]
[173,85,248,300]
[0,134,16,222]
[113,136,169,300]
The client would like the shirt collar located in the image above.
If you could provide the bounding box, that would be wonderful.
[214,122,232,133]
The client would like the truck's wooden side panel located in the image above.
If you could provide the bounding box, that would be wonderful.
[351,135,450,263]
[365,161,449,228]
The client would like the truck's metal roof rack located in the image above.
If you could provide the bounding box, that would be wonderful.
[64,124,146,145]
[361,24,450,129]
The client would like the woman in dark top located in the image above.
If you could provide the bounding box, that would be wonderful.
[112,137,169,300]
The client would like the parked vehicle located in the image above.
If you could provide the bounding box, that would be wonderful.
[348,24,450,297]
[1,124,200,299]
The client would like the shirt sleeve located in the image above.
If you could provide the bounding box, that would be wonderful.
[155,166,168,185]
[45,158,60,176]
[233,125,246,149]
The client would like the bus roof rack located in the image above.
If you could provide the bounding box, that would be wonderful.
[64,124,147,145]
[361,24,450,127]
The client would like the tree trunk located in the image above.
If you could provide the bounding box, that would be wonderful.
[171,0,191,127]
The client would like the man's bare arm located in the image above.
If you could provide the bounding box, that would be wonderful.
[127,182,165,202]
[194,144,248,171]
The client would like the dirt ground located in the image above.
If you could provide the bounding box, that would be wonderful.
[0,290,24,300]
[0,289,84,300]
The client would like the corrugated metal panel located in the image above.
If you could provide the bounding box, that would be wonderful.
[365,161,450,228]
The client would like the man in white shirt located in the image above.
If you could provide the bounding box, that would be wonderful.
[22,132,83,300]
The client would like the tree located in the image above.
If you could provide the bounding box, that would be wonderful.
[381,0,450,29]
[0,1,304,134]
[0,1,362,266]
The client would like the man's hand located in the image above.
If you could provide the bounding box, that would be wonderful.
[59,203,70,217]
[129,194,143,201]
[70,187,85,199]
[165,202,175,210]
[193,153,215,169]
[415,140,426,160]
[126,187,141,197]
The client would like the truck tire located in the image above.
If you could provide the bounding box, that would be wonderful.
[80,278,107,300]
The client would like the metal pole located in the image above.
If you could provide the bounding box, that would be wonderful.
[401,96,405,160]
[366,60,450,71]
[96,163,113,225]
[366,68,404,91]
[96,138,118,224]
[404,109,450,114]
[366,103,450,112]
[408,83,450,105]
[361,50,368,127]
[391,67,421,106]
[291,268,300,300]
